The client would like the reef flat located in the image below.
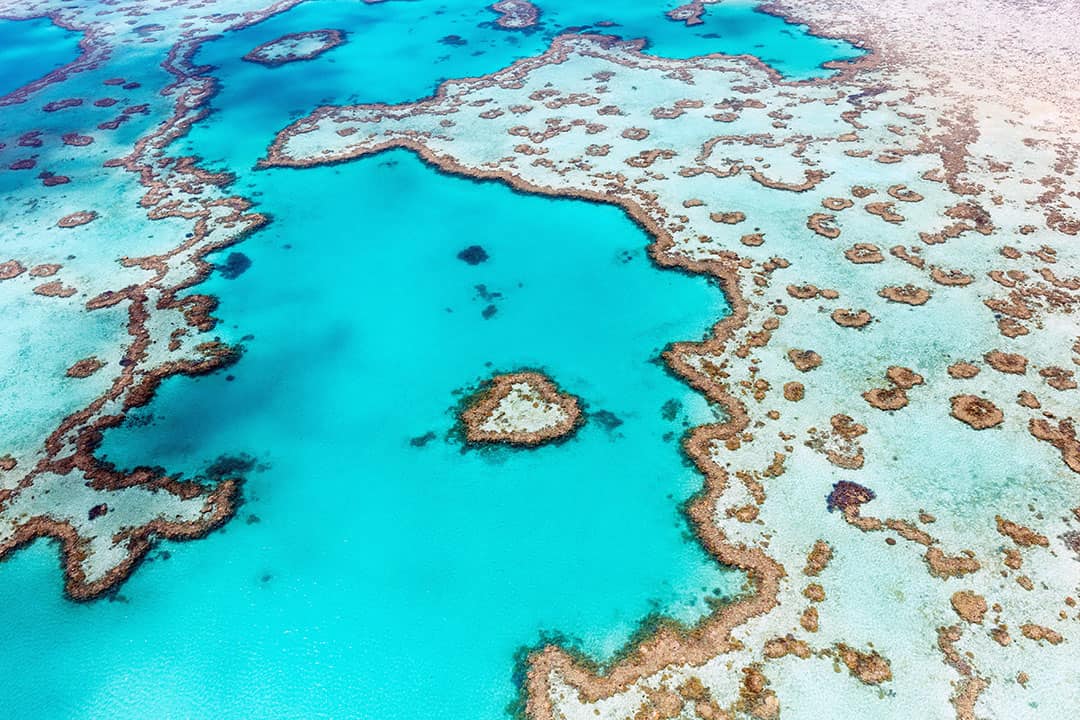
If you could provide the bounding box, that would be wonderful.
[265,7,1080,719]
[241,28,344,67]
[0,0,1078,718]
[461,371,582,445]
[0,0,313,601]
[490,0,540,30]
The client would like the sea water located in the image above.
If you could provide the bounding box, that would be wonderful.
[0,16,82,99]
[175,0,859,165]
[0,2,862,718]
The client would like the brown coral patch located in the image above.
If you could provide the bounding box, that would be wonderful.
[865,201,904,223]
[765,635,813,662]
[639,686,685,719]
[748,169,826,192]
[945,202,994,234]
[844,243,883,263]
[834,644,892,685]
[950,591,988,624]
[33,281,77,298]
[924,547,981,579]
[676,677,709,703]
[460,371,581,446]
[806,212,839,239]
[738,666,779,719]
[990,627,1012,647]
[822,197,853,211]
[0,260,27,280]
[863,387,908,411]
[887,184,923,202]
[950,395,1003,429]
[930,267,974,286]
[625,149,676,168]
[798,608,819,633]
[1039,366,1077,390]
[787,349,822,372]
[1028,418,1080,473]
[831,308,872,328]
[889,245,924,269]
[786,284,819,300]
[489,0,540,29]
[878,284,931,305]
[803,583,825,602]
[827,450,864,470]
[728,505,759,523]
[241,29,346,67]
[29,263,61,277]
[57,211,98,228]
[66,357,105,379]
[1020,624,1063,645]
[831,414,866,439]
[995,516,1049,547]
[803,540,833,576]
[61,132,94,147]
[782,382,804,401]
[984,350,1027,374]
[40,172,71,187]
[886,366,924,389]
[948,362,980,379]
[1017,391,1040,409]
[710,211,745,224]
[43,98,83,112]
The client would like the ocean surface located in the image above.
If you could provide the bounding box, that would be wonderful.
[0,15,81,99]
[0,2,860,718]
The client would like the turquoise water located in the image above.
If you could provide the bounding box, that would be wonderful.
[0,2,863,718]
[0,16,82,99]
[0,154,739,718]
[178,0,861,166]
[67,148,734,720]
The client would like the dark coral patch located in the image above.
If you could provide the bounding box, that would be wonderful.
[827,480,876,512]
[218,252,252,279]
[457,245,489,265]
[410,431,437,447]
[592,410,624,431]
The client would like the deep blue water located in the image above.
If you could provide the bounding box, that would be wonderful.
[0,16,82,99]
[0,2,862,718]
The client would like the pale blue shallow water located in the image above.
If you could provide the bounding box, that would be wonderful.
[0,3,862,718]
[0,16,81,99]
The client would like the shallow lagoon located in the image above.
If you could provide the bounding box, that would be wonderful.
[81,147,736,719]
[0,2,863,718]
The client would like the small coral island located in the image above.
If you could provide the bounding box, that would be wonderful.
[460,371,581,446]
[242,29,345,68]
[489,0,539,30]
